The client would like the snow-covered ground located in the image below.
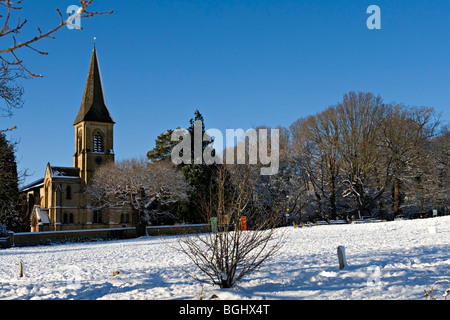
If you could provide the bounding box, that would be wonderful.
[1,216,449,300]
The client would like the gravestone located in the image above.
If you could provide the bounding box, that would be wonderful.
[337,245,348,270]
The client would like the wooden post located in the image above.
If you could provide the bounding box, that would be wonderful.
[337,245,347,270]
[19,260,23,278]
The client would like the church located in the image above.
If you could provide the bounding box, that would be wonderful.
[20,46,132,232]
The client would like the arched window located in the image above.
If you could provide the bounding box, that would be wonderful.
[69,213,74,224]
[93,132,104,152]
[77,129,82,154]
[66,186,72,200]
[93,209,103,223]
[45,182,51,209]
[63,212,68,224]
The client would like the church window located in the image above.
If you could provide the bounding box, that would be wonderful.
[66,186,72,200]
[93,132,104,152]
[93,209,103,223]
[45,182,51,209]
[120,213,130,224]
[77,129,82,154]
[64,212,74,224]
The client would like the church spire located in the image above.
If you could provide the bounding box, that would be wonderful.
[73,46,115,125]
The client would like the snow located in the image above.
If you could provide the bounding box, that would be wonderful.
[1,216,449,300]
[33,206,50,224]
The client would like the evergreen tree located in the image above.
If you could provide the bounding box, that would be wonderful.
[0,134,20,231]
[146,110,218,223]
[147,129,176,162]
[180,110,218,222]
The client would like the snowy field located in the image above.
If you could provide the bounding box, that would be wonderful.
[0,216,449,300]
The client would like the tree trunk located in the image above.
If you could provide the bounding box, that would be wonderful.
[329,176,337,220]
[393,177,400,216]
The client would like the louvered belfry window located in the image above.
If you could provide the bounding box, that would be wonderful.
[93,132,103,152]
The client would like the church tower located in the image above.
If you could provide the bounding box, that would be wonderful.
[73,46,115,185]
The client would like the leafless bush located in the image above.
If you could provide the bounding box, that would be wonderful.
[424,277,450,300]
[178,164,285,289]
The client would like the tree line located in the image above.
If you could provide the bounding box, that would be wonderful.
[87,91,449,231]
[288,91,448,222]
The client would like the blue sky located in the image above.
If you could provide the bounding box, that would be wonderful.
[1,0,449,186]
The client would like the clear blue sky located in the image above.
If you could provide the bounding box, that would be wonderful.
[1,0,449,186]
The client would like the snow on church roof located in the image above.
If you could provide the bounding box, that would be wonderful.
[34,206,50,225]
[20,178,44,192]
[50,166,80,178]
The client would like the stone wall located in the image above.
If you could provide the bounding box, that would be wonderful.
[5,224,210,248]
[146,224,210,236]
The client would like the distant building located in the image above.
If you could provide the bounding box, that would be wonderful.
[21,46,132,232]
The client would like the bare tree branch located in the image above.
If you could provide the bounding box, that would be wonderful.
[0,0,112,120]
[0,0,113,79]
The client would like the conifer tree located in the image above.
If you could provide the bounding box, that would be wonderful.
[147,110,218,223]
[0,133,20,231]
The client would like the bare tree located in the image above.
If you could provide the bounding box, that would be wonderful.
[86,159,188,237]
[290,117,327,219]
[430,124,450,168]
[290,107,341,220]
[252,126,310,224]
[381,105,439,217]
[178,162,284,289]
[405,123,449,216]
[0,63,23,117]
[337,92,388,218]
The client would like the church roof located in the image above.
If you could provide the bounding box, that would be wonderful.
[73,47,115,126]
[50,166,80,178]
[20,178,44,192]
[33,205,50,225]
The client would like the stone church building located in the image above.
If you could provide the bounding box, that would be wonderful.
[21,47,132,232]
